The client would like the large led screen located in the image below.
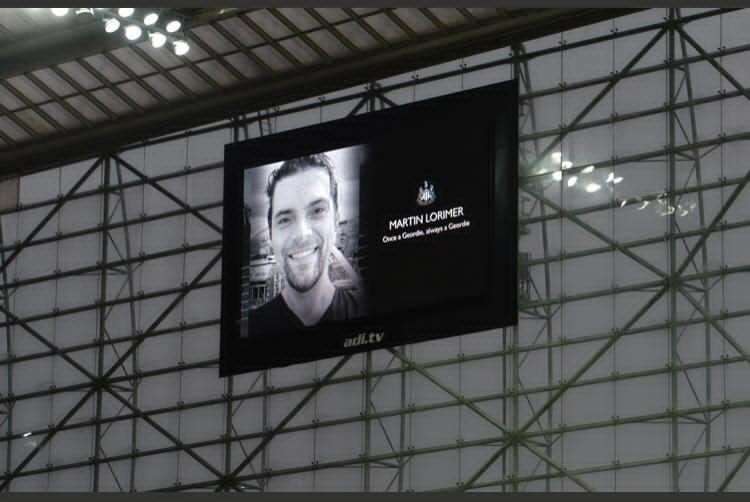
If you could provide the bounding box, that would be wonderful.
[221,80,518,376]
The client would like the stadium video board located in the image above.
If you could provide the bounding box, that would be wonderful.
[221,80,518,376]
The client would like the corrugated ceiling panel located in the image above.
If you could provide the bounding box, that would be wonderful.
[15,108,55,134]
[223,52,267,79]
[277,8,320,31]
[365,13,408,42]
[57,61,101,90]
[190,24,237,54]
[6,75,49,104]
[246,10,294,39]
[336,21,380,50]
[109,47,155,77]
[278,37,322,66]
[0,116,29,141]
[195,59,239,87]
[352,8,380,16]
[38,102,79,128]
[430,8,468,26]
[64,95,108,122]
[30,68,76,97]
[168,67,213,94]
[83,54,129,84]
[395,8,439,34]
[90,88,131,115]
[0,84,24,110]
[252,45,294,72]
[118,81,161,108]
[315,7,349,24]
[141,73,187,101]
[215,17,264,47]
[307,29,351,58]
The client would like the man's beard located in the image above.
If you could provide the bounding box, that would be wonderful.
[281,235,328,293]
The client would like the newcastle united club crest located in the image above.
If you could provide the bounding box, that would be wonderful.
[417,180,436,206]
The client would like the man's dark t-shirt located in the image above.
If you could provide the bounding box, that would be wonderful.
[247,288,365,338]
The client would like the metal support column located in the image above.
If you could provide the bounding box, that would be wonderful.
[92,156,112,491]
[667,10,680,492]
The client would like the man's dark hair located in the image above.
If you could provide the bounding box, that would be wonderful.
[266,153,339,234]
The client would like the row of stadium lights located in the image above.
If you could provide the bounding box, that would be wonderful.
[543,152,694,217]
[48,8,189,56]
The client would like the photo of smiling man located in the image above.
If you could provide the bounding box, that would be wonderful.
[240,147,368,338]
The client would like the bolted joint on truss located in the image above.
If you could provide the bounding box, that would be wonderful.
[505,431,526,446]
[92,377,109,390]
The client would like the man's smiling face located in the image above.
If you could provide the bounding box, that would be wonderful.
[270,168,337,293]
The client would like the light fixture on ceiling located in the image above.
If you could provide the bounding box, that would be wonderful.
[71,8,188,55]
[585,182,601,193]
[51,8,70,17]
[637,200,649,210]
[124,24,142,40]
[144,12,159,26]
[613,176,623,184]
[551,151,562,164]
[552,170,562,182]
[150,32,167,48]
[582,165,595,174]
[567,176,578,187]
[606,172,614,183]
[22,432,32,438]
[173,40,190,56]
[104,18,121,33]
[166,20,182,33]
[561,160,573,170]
[620,199,628,208]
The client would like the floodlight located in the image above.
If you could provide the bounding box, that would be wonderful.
[125,24,142,40]
[150,32,167,48]
[144,12,159,26]
[173,40,190,56]
[118,8,134,18]
[166,20,182,33]
[104,18,121,33]
[585,183,601,193]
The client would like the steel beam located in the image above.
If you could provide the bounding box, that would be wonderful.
[388,348,594,492]
[221,355,353,490]
[0,158,101,276]
[0,251,221,490]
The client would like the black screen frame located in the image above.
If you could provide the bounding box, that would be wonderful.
[221,80,518,377]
